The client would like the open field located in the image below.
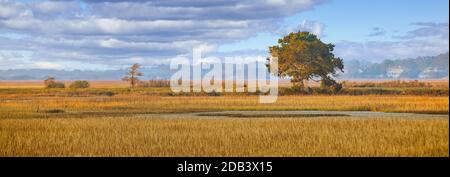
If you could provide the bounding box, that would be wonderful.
[0,80,448,156]
[0,80,130,89]
[0,95,449,119]
[0,116,447,157]
[1,79,448,88]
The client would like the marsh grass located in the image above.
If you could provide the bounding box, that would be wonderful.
[0,81,448,157]
[0,117,447,157]
[0,94,448,119]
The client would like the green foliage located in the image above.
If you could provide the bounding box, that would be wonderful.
[269,31,344,90]
[320,76,343,93]
[42,109,65,114]
[44,76,65,88]
[278,86,448,96]
[47,82,65,88]
[100,91,115,97]
[69,80,90,88]
[343,80,430,88]
[44,76,55,87]
[207,90,222,96]
[138,80,170,88]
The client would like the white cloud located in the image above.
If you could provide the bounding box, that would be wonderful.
[335,22,449,62]
[0,1,23,18]
[32,1,78,14]
[276,20,325,37]
[1,0,447,70]
[396,22,449,39]
[335,38,449,62]
[368,27,386,37]
[34,62,62,69]
[0,0,325,68]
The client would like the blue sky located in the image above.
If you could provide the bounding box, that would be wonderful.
[0,0,448,70]
[219,0,449,52]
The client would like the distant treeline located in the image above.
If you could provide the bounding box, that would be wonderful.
[0,53,448,80]
[343,52,449,79]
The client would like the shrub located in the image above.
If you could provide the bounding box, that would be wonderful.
[208,90,222,96]
[100,91,115,97]
[167,92,179,96]
[47,82,65,88]
[44,76,56,87]
[42,109,65,114]
[138,80,170,87]
[320,79,343,94]
[343,80,431,88]
[330,82,343,93]
[69,80,90,88]
[278,87,311,95]
[44,76,65,88]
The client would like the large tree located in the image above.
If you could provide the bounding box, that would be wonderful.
[268,31,344,89]
[122,63,143,88]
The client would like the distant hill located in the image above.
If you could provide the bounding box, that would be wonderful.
[343,52,449,79]
[0,53,448,80]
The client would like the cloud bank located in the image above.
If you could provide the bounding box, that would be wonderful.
[335,22,449,62]
[0,0,325,69]
[0,0,448,70]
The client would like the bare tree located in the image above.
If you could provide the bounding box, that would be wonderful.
[122,63,143,88]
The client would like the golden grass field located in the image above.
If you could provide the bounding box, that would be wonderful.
[1,117,448,157]
[0,80,448,157]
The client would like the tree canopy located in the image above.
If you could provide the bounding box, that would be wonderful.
[268,31,344,90]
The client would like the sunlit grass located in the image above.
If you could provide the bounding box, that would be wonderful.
[0,117,447,157]
[0,95,448,119]
[0,81,448,157]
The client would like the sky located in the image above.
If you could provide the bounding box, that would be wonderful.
[0,0,448,70]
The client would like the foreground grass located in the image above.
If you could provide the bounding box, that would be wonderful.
[0,117,447,157]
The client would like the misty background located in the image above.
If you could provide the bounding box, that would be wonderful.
[0,0,448,80]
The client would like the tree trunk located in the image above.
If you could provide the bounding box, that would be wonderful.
[292,76,305,90]
[295,80,305,89]
[131,76,135,88]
